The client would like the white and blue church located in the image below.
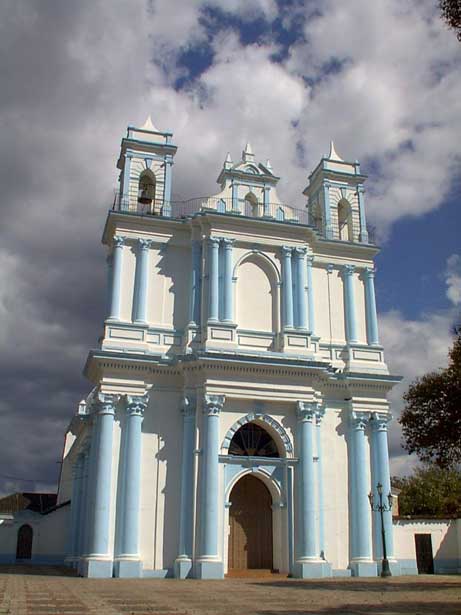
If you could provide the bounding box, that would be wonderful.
[49,118,401,578]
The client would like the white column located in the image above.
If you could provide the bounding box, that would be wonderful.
[108,236,125,321]
[133,239,153,324]
[281,247,294,329]
[306,255,315,335]
[208,238,220,322]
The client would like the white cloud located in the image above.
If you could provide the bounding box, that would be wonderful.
[379,307,455,475]
[445,254,461,306]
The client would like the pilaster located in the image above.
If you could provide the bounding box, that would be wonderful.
[175,396,197,579]
[114,394,148,578]
[342,265,358,344]
[363,268,380,346]
[196,394,225,579]
[108,236,125,321]
[133,239,153,324]
[357,185,369,243]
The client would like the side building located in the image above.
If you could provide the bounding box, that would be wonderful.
[55,118,399,578]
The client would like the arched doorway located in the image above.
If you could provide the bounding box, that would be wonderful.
[16,524,33,560]
[228,474,273,571]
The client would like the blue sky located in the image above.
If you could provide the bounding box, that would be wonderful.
[0,0,460,494]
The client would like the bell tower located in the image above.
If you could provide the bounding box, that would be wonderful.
[116,116,177,216]
[303,142,369,243]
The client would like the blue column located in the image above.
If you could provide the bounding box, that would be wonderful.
[306,255,315,335]
[78,451,90,557]
[208,238,220,322]
[296,402,318,563]
[315,407,326,559]
[106,255,113,316]
[350,412,375,576]
[164,155,173,206]
[294,248,308,329]
[364,268,380,346]
[371,414,394,560]
[263,186,270,216]
[114,395,147,578]
[222,239,234,322]
[342,265,358,344]
[197,394,224,579]
[189,240,202,325]
[231,182,239,212]
[121,153,132,210]
[357,185,369,243]
[69,454,84,563]
[85,393,117,578]
[108,236,125,321]
[281,247,294,329]
[133,239,153,324]
[175,396,196,579]
[323,181,333,239]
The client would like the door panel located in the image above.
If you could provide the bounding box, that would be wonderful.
[229,474,273,570]
[415,534,434,574]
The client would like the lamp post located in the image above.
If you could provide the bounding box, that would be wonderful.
[368,482,393,577]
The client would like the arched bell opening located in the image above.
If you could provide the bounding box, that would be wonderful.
[244,192,260,218]
[16,524,33,560]
[228,422,280,458]
[137,169,156,213]
[337,199,353,241]
[227,474,274,572]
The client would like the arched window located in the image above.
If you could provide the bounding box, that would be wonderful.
[137,170,156,212]
[244,192,259,218]
[276,207,285,221]
[16,524,33,560]
[338,200,353,241]
[229,423,280,458]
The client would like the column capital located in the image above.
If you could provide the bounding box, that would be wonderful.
[95,393,119,416]
[326,263,334,274]
[306,254,315,266]
[315,404,326,424]
[293,246,307,258]
[281,245,293,256]
[138,238,154,251]
[221,237,235,248]
[112,235,126,248]
[357,183,365,194]
[296,401,320,422]
[351,411,371,430]
[181,396,197,418]
[363,266,376,279]
[323,180,331,189]
[208,236,221,247]
[203,394,225,416]
[125,394,149,417]
[342,264,356,277]
[370,412,391,431]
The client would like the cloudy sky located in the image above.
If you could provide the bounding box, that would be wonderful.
[0,0,460,496]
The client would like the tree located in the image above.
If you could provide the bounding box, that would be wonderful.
[400,326,461,469]
[439,0,461,41]
[392,465,461,516]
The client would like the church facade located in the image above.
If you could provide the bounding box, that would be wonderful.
[58,118,401,579]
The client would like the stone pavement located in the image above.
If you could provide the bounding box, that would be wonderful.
[0,566,460,615]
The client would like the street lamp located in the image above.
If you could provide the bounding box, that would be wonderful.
[368,482,393,578]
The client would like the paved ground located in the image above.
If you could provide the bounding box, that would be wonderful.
[0,566,460,615]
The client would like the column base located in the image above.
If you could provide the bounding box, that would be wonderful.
[349,560,378,577]
[174,557,193,579]
[194,559,224,579]
[113,558,142,578]
[376,559,401,576]
[80,557,113,578]
[293,559,332,578]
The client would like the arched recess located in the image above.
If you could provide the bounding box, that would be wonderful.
[221,413,293,458]
[137,169,156,212]
[16,524,33,560]
[337,198,353,241]
[233,252,280,334]
[244,191,260,217]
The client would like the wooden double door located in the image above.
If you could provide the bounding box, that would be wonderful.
[228,475,273,570]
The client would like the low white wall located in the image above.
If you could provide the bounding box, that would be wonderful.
[0,504,70,565]
[393,518,461,575]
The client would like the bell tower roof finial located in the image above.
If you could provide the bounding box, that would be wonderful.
[141,115,159,133]
[327,140,344,162]
[242,142,255,162]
